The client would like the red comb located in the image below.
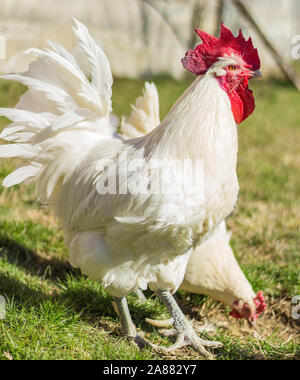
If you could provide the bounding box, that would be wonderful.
[182,23,260,75]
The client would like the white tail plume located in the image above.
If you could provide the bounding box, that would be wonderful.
[0,18,115,203]
[120,82,160,139]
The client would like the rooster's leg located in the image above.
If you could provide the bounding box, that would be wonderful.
[112,297,137,338]
[134,289,147,301]
[112,296,164,350]
[155,290,222,358]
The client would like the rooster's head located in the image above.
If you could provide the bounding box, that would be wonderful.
[182,23,261,124]
[229,291,266,325]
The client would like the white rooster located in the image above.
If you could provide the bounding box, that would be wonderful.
[0,19,262,357]
[121,83,266,326]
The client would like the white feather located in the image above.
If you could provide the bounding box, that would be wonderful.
[1,74,75,114]
[121,82,160,138]
[46,40,81,70]
[72,18,113,110]
[24,47,86,83]
[1,132,35,143]
[0,107,49,127]
[0,126,25,139]
[0,143,38,159]
[3,165,41,187]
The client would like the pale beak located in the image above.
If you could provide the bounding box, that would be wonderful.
[252,70,263,79]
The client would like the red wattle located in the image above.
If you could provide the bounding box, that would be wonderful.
[218,77,255,124]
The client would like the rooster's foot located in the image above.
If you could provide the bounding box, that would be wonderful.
[113,295,222,358]
[127,329,219,358]
[135,328,221,359]
[153,290,223,358]
[161,330,221,356]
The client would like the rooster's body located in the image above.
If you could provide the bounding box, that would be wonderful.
[66,73,239,298]
[122,83,265,324]
[0,20,261,357]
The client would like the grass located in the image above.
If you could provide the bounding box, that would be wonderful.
[0,75,299,360]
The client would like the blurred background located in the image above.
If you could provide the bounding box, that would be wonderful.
[0,0,300,82]
[0,0,299,360]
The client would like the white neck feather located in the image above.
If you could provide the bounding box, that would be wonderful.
[135,73,238,166]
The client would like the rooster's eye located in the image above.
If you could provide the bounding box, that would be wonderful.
[228,65,237,71]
